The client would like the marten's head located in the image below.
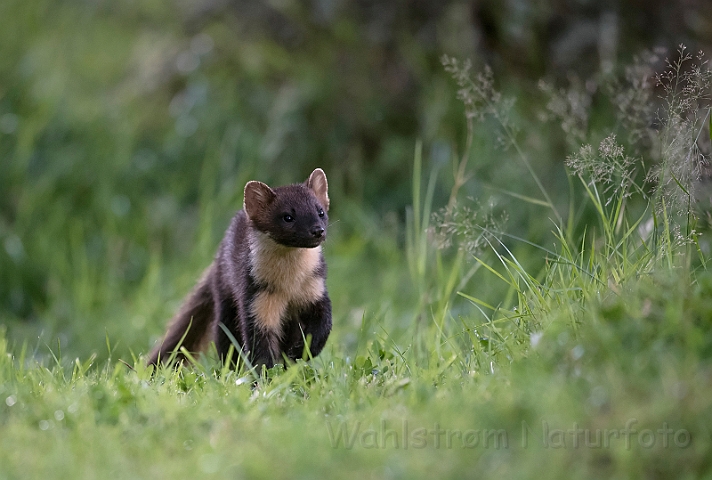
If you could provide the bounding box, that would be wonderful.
[244,168,329,248]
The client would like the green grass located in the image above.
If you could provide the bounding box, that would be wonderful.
[0,259,710,478]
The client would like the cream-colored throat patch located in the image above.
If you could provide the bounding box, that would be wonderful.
[248,231,325,338]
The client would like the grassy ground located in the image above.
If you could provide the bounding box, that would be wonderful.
[0,249,710,478]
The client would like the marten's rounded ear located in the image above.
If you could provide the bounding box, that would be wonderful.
[306,168,329,211]
[244,181,276,220]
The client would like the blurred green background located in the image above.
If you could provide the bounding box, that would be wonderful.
[1,0,711,360]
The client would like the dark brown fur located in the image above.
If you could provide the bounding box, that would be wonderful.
[147,169,332,370]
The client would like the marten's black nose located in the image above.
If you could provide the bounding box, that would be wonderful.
[311,226,325,238]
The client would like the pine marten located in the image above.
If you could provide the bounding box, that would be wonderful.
[147,168,332,371]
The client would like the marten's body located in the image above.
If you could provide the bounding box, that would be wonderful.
[147,169,332,370]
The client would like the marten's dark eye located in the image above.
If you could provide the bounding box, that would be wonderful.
[283,214,294,222]
[318,208,325,217]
